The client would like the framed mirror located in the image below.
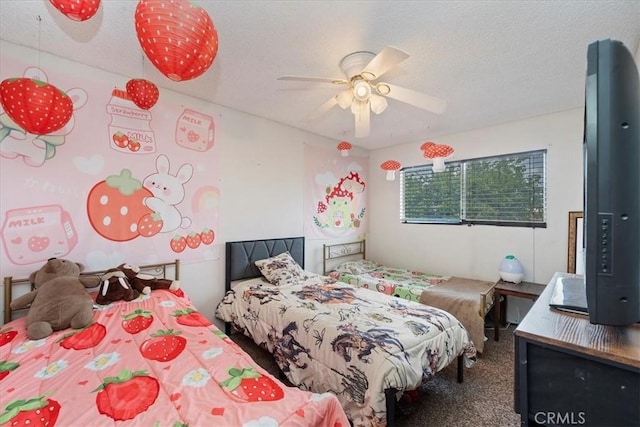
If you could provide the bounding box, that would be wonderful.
[567,211,584,274]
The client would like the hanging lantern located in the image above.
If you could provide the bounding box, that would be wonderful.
[422,143,454,173]
[134,0,219,82]
[337,141,352,157]
[126,78,159,110]
[49,0,101,21]
[0,78,73,135]
[380,160,401,181]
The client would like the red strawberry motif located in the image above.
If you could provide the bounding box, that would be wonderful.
[27,236,50,252]
[94,369,159,421]
[125,79,159,110]
[219,367,284,402]
[122,309,154,334]
[0,396,60,426]
[0,78,73,135]
[185,232,201,249]
[135,0,219,82]
[139,329,186,362]
[0,328,18,347]
[58,323,106,350]
[170,235,187,253]
[112,131,129,148]
[137,213,163,237]
[86,169,153,242]
[50,0,100,21]
[173,308,211,327]
[171,288,185,298]
[0,361,19,381]
[200,228,215,245]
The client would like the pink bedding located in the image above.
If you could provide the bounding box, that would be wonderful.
[0,289,348,426]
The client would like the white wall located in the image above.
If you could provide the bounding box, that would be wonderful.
[366,109,584,322]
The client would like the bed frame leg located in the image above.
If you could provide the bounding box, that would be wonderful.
[457,354,464,383]
[385,388,397,427]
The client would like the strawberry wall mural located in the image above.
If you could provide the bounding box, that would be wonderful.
[304,144,368,239]
[0,45,220,277]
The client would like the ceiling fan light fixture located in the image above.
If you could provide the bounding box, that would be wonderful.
[375,83,391,96]
[353,80,371,101]
[335,89,354,109]
[370,94,388,114]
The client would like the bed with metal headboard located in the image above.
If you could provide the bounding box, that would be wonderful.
[216,236,476,427]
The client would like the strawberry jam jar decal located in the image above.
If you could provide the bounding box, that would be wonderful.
[175,109,214,152]
[1,204,78,265]
[107,89,156,154]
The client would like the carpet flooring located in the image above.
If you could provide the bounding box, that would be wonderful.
[230,324,521,427]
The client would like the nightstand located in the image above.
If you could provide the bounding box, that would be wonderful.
[493,279,545,341]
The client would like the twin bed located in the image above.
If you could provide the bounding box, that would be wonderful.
[1,260,349,426]
[323,240,497,354]
[216,236,477,427]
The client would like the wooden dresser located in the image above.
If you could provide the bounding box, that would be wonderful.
[514,272,640,426]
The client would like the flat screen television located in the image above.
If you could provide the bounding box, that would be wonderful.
[583,39,640,326]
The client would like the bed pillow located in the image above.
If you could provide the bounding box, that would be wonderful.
[335,259,381,274]
[255,252,307,285]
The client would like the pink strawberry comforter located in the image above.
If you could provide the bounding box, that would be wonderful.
[0,289,349,426]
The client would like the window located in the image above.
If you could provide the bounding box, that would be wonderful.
[400,150,546,227]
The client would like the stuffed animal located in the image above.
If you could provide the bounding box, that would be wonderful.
[117,263,180,295]
[95,269,140,305]
[9,257,101,340]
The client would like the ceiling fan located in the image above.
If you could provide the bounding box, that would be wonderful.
[278,46,447,138]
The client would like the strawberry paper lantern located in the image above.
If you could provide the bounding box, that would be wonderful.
[0,78,73,135]
[126,78,159,110]
[135,0,219,82]
[49,0,101,21]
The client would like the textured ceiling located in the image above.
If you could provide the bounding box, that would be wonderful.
[1,1,639,150]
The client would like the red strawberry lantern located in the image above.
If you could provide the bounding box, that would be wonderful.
[0,78,73,135]
[126,79,159,110]
[134,0,219,82]
[49,0,101,21]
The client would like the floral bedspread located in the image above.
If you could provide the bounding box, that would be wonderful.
[216,274,476,427]
[0,289,348,427]
[328,267,450,302]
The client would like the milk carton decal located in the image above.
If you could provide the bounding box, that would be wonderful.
[1,204,78,265]
[175,109,214,152]
[107,89,156,154]
[0,67,88,167]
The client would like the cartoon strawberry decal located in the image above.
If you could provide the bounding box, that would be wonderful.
[86,169,153,242]
[58,323,106,350]
[0,78,73,135]
[125,79,159,110]
[139,329,186,362]
[185,232,201,249]
[0,361,19,381]
[219,367,284,402]
[122,309,154,334]
[112,131,129,148]
[137,213,163,238]
[173,308,211,327]
[200,228,215,245]
[135,0,219,82]
[0,395,60,426]
[0,327,18,347]
[94,369,159,421]
[170,235,187,253]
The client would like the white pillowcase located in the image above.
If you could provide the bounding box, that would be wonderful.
[335,259,381,274]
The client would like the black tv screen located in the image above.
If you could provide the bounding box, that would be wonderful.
[583,39,640,326]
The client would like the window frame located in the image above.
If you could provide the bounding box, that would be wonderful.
[400,149,547,228]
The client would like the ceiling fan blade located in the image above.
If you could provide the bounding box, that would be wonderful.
[303,96,339,122]
[384,83,447,114]
[278,76,349,85]
[361,46,409,80]
[352,100,370,138]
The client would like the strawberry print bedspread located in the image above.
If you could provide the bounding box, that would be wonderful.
[0,289,349,427]
[216,274,477,427]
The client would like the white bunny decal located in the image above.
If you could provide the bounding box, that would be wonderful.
[143,154,193,233]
